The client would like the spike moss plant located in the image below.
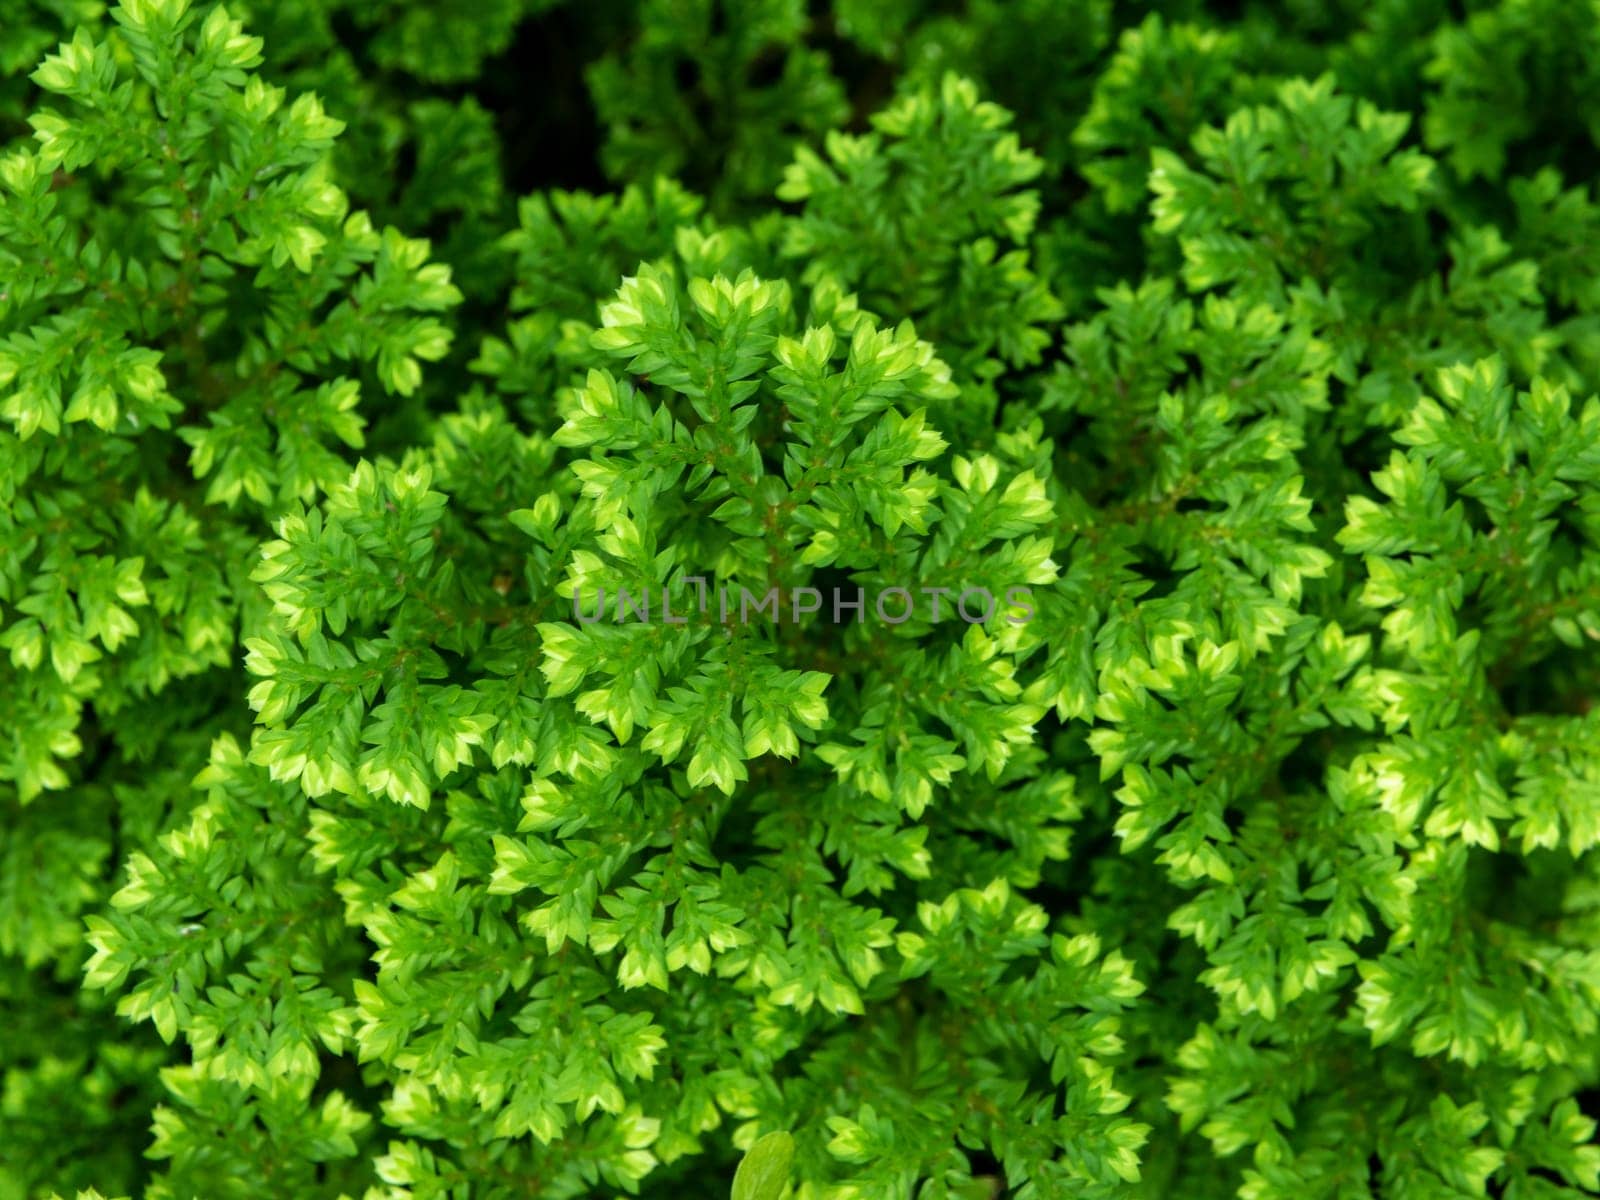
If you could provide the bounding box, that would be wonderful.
[2,0,1599,1197]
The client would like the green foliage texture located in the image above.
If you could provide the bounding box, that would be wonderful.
[2,1,1599,1198]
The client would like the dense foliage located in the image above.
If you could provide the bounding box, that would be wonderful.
[2,1,1598,1197]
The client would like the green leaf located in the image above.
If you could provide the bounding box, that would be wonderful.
[732,1130,795,1200]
